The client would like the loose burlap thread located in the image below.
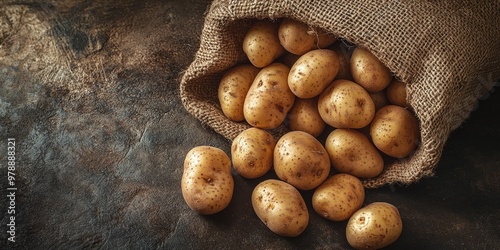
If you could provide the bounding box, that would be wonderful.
[180,0,500,188]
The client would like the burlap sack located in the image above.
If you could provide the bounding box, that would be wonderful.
[180,0,500,188]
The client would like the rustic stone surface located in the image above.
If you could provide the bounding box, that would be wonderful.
[0,1,499,249]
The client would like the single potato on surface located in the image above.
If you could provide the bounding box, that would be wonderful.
[386,79,410,108]
[274,131,330,190]
[252,179,309,237]
[312,173,365,221]
[243,20,285,68]
[181,146,234,215]
[288,49,340,98]
[370,105,420,158]
[243,63,295,129]
[325,128,384,178]
[231,128,276,179]
[350,46,392,93]
[218,64,260,121]
[278,18,336,55]
[346,202,403,249]
[288,97,326,137]
[318,79,376,129]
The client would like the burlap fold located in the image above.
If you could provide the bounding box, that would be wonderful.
[180,0,500,188]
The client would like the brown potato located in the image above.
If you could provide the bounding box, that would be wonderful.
[312,173,365,221]
[346,202,403,249]
[330,42,353,80]
[278,18,336,55]
[243,63,295,129]
[276,52,301,68]
[252,179,309,237]
[370,105,420,158]
[218,64,260,121]
[231,128,276,179]
[318,79,376,129]
[325,128,384,178]
[386,79,410,108]
[243,20,285,68]
[288,97,326,137]
[350,46,392,92]
[369,90,389,111]
[315,31,338,49]
[181,146,234,215]
[274,131,330,190]
[278,18,315,55]
[288,49,340,98]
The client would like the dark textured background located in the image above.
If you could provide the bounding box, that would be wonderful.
[0,0,499,249]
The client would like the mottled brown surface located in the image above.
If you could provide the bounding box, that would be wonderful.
[0,1,499,249]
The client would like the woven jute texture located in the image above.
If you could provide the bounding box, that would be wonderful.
[180,0,500,188]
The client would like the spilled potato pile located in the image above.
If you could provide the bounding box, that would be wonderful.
[182,18,415,249]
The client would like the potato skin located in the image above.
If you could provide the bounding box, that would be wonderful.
[277,52,301,68]
[231,128,276,179]
[278,18,336,55]
[386,79,410,108]
[278,18,315,55]
[370,105,420,158]
[318,79,376,129]
[369,90,389,111]
[346,202,403,249]
[325,129,384,178]
[312,173,365,221]
[331,42,353,81]
[181,146,234,215]
[252,179,309,237]
[218,64,260,121]
[243,63,295,129]
[274,131,330,190]
[243,20,285,68]
[350,46,392,92]
[288,49,340,98]
[288,97,326,137]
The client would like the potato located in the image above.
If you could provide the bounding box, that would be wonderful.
[276,52,301,68]
[278,18,336,55]
[325,129,384,178]
[288,97,326,137]
[252,179,309,237]
[218,64,260,121]
[274,131,330,190]
[350,46,392,92]
[330,42,353,80]
[370,105,420,158]
[278,18,315,55]
[386,79,410,108]
[181,146,234,215]
[369,90,389,111]
[318,79,376,129]
[231,128,276,179]
[288,49,340,98]
[346,202,403,249]
[244,63,295,129]
[243,20,285,68]
[316,31,338,49]
[312,173,365,221]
